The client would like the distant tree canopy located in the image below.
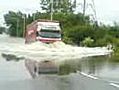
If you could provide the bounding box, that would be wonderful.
[40,0,76,13]
[4,11,25,37]
[4,11,38,37]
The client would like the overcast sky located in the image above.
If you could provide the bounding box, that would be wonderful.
[0,0,119,26]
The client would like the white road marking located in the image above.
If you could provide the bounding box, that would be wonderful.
[110,83,119,88]
[80,72,98,80]
[109,81,119,84]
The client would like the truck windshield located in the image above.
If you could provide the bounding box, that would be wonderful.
[39,29,61,38]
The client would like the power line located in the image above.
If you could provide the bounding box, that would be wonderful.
[82,0,97,23]
[50,0,53,21]
[91,0,97,21]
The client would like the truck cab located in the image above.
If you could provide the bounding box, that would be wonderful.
[25,19,62,44]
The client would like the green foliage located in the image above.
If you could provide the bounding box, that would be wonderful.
[63,24,94,45]
[63,36,74,45]
[81,37,94,47]
[4,11,26,37]
[40,0,76,13]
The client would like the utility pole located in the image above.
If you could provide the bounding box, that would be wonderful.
[50,0,53,21]
[23,15,26,37]
[16,19,19,37]
[33,13,35,21]
[83,0,86,16]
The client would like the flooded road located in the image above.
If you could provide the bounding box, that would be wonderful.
[0,34,119,90]
[0,55,31,81]
[60,56,119,82]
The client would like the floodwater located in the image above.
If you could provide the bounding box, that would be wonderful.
[0,34,119,90]
[60,56,119,82]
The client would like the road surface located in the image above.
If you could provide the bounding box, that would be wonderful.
[0,72,118,90]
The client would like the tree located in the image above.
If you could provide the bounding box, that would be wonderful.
[40,0,76,14]
[4,11,27,37]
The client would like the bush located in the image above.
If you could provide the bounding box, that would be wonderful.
[81,37,94,47]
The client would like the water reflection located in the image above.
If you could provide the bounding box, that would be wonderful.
[1,53,24,61]
[59,55,119,79]
[1,52,119,81]
[0,53,119,90]
[0,53,31,81]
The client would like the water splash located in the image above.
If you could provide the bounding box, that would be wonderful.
[0,34,112,62]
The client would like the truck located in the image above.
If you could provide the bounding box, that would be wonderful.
[25,19,62,44]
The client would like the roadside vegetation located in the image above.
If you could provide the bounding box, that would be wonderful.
[3,0,119,57]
